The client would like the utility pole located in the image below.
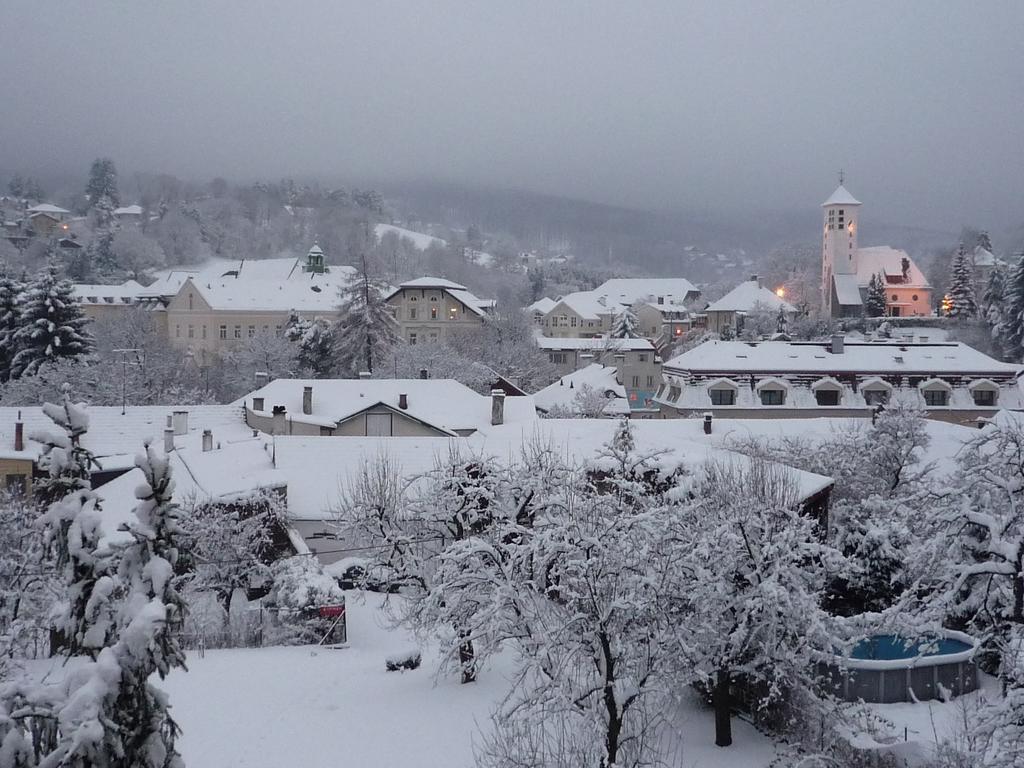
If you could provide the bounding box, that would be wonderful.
[111,348,140,415]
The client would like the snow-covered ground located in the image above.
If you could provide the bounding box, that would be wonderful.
[155,592,777,768]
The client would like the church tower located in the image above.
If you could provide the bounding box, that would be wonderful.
[821,176,861,314]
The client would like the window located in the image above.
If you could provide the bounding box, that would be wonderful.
[430,295,438,301]
[815,389,840,406]
[657,296,664,305]
[923,388,949,407]
[188,293,193,310]
[409,307,417,319]
[668,385,682,402]
[234,326,242,339]
[319,426,334,436]
[174,325,180,338]
[187,325,194,339]
[631,375,639,387]
[219,325,227,340]
[863,389,889,406]
[638,354,647,363]
[429,332,438,343]
[972,388,997,407]
[247,325,256,338]
[430,307,438,319]
[646,375,654,387]
[409,333,417,345]
[410,295,417,302]
[262,325,269,334]
[760,389,785,406]
[891,294,899,302]
[570,316,577,327]
[275,325,283,336]
[912,294,919,301]
[549,353,567,365]
[201,326,207,340]
[710,388,735,406]
[366,413,393,436]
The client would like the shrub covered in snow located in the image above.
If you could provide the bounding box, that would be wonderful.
[384,648,422,672]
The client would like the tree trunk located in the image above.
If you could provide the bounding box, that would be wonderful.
[459,635,476,684]
[599,631,622,767]
[714,666,732,747]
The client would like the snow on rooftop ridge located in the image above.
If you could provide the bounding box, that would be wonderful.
[26,203,70,214]
[855,246,930,288]
[113,204,143,215]
[821,185,862,207]
[532,364,629,414]
[401,276,467,290]
[528,297,557,313]
[592,277,699,304]
[705,279,795,313]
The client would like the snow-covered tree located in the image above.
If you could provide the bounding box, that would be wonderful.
[221,329,298,398]
[948,243,979,319]
[285,312,336,377]
[775,303,789,335]
[446,309,557,393]
[983,263,1008,354]
[178,491,280,629]
[0,272,24,382]
[664,458,838,747]
[10,261,93,379]
[998,249,1024,361]
[266,554,345,644]
[333,256,399,376]
[610,304,639,339]
[978,230,994,252]
[85,158,120,208]
[864,272,888,317]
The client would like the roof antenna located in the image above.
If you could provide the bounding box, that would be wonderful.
[838,169,845,185]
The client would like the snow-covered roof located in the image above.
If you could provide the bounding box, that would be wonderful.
[664,339,1022,376]
[535,335,655,352]
[388,277,493,317]
[275,419,833,521]
[176,257,358,312]
[821,185,861,207]
[26,203,69,214]
[113,204,143,216]
[73,280,145,303]
[374,223,446,250]
[592,278,699,305]
[0,404,249,462]
[527,297,557,314]
[237,378,537,436]
[855,246,930,289]
[551,291,613,320]
[705,279,796,313]
[972,246,1002,268]
[532,364,629,414]
[833,274,863,306]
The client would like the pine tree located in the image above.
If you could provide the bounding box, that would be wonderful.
[10,260,93,378]
[610,305,639,339]
[285,312,336,377]
[0,272,24,382]
[333,256,399,376]
[947,243,978,319]
[983,263,1008,356]
[85,158,120,208]
[1001,249,1024,363]
[977,230,994,252]
[864,272,888,317]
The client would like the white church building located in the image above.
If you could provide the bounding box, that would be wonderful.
[821,182,932,318]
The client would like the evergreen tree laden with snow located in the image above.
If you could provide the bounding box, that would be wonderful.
[948,243,979,319]
[610,304,639,339]
[864,272,888,317]
[332,256,399,376]
[85,158,120,209]
[10,261,93,379]
[0,272,24,382]
[1000,249,1024,362]
[285,312,336,377]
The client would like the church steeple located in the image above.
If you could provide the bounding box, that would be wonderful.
[821,177,862,314]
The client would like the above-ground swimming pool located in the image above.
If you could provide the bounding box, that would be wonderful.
[818,631,979,703]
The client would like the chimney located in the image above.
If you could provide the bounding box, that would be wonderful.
[830,334,844,355]
[272,405,287,436]
[703,412,713,435]
[172,410,188,435]
[750,274,760,287]
[163,428,175,453]
[302,386,313,415]
[252,397,265,411]
[254,371,269,389]
[14,421,23,451]
[491,389,506,426]
[358,371,372,379]
[202,429,213,452]
[419,368,428,380]
[399,393,408,410]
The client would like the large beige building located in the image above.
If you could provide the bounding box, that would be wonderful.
[384,277,494,345]
[536,335,662,409]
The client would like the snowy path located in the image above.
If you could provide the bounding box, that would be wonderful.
[159,592,777,768]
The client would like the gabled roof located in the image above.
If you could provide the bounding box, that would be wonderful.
[528,297,557,314]
[73,279,145,303]
[551,291,612,320]
[821,185,861,207]
[855,246,930,289]
[531,364,629,415]
[398,276,466,290]
[238,378,537,435]
[26,203,69,215]
[113,204,143,216]
[592,277,699,305]
[972,246,1003,268]
[705,279,796,313]
[388,277,493,317]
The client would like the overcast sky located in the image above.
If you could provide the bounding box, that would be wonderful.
[1,1,1021,231]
